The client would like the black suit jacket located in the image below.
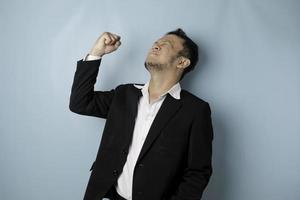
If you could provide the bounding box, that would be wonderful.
[69,58,214,200]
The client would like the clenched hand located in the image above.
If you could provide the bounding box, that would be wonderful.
[89,32,121,57]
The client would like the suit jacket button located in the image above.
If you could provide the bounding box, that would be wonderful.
[113,169,118,175]
[122,149,128,155]
[138,163,144,167]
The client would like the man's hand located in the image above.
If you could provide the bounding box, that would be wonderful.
[89,32,121,57]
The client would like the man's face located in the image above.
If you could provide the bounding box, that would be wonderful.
[144,34,184,71]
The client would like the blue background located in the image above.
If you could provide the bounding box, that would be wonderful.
[1,0,299,199]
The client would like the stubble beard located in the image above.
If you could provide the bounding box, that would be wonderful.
[144,54,178,72]
[144,61,166,72]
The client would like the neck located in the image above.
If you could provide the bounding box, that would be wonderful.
[148,75,179,98]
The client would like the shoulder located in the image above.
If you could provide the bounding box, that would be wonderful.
[180,90,213,132]
[180,89,212,119]
[112,83,143,96]
[181,89,210,107]
[115,83,143,90]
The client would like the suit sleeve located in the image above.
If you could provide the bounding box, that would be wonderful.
[169,102,214,200]
[69,58,120,119]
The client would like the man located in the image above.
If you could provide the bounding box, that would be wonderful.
[69,28,214,200]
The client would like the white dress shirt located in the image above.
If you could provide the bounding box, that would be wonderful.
[82,54,181,200]
[83,54,102,61]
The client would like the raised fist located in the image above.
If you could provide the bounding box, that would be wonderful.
[89,32,121,57]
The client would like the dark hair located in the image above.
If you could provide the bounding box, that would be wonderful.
[165,28,199,81]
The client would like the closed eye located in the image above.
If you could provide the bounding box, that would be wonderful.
[157,41,172,48]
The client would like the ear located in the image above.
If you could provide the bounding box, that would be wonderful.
[177,57,191,70]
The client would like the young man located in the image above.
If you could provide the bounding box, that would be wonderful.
[69,28,214,200]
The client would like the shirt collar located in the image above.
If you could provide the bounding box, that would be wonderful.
[134,80,181,100]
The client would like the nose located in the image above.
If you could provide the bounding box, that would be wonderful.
[152,42,160,51]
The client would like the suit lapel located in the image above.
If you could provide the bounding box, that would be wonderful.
[127,84,183,164]
[124,85,143,149]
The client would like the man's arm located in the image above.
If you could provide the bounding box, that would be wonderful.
[69,32,122,118]
[169,102,214,200]
[69,58,118,118]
